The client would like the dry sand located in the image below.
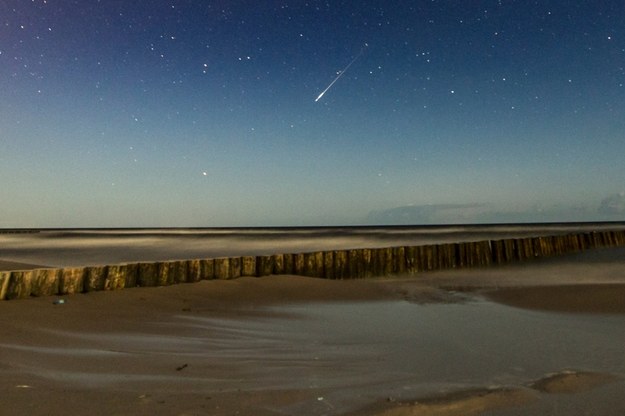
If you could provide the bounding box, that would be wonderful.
[1,247,625,415]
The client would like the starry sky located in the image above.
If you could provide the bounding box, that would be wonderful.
[1,0,624,227]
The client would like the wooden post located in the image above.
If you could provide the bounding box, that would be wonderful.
[187,259,202,282]
[0,271,10,300]
[106,263,138,290]
[85,265,108,292]
[273,254,285,275]
[348,249,363,278]
[482,240,493,266]
[303,252,323,277]
[502,239,516,262]
[393,247,406,275]
[200,259,215,280]
[256,255,274,276]
[241,256,256,276]
[31,268,61,297]
[457,242,468,268]
[214,258,231,279]
[5,271,33,300]
[382,247,394,275]
[404,246,417,274]
[282,253,294,275]
[370,248,383,276]
[323,251,335,279]
[229,257,242,279]
[156,261,175,286]
[60,267,85,295]
[293,253,305,276]
[124,263,139,287]
[422,245,434,271]
[361,248,374,278]
[333,250,348,279]
[138,262,159,287]
[442,243,457,269]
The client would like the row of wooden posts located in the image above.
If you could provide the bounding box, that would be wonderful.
[2,230,625,301]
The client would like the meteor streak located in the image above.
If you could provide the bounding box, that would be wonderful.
[315,46,366,102]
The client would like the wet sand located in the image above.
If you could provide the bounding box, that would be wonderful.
[1,245,625,415]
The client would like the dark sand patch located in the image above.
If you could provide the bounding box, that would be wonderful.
[529,370,620,394]
[355,370,619,416]
[485,284,625,314]
[355,388,534,416]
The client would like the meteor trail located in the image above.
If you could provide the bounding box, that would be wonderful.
[315,46,366,102]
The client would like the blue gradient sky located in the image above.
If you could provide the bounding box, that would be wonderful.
[1,1,624,227]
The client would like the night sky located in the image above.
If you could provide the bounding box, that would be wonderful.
[2,1,624,227]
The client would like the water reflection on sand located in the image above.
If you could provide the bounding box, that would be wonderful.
[5,297,624,415]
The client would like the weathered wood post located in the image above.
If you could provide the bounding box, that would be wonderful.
[5,271,33,299]
[200,259,215,280]
[323,251,335,279]
[422,245,435,271]
[382,247,394,275]
[475,240,492,266]
[104,265,125,290]
[256,255,274,277]
[503,239,517,262]
[369,248,383,276]
[348,249,363,278]
[106,263,138,290]
[293,253,305,276]
[303,252,324,277]
[156,261,175,286]
[138,262,159,287]
[273,254,285,275]
[187,259,202,282]
[241,256,256,277]
[333,250,348,279]
[84,265,108,292]
[282,253,295,275]
[404,246,417,274]
[0,271,10,300]
[361,248,374,278]
[229,257,242,279]
[393,247,406,275]
[60,267,85,295]
[214,258,231,279]
[30,268,61,297]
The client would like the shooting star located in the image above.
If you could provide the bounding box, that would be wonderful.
[315,45,367,102]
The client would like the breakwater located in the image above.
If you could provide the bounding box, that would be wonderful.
[2,230,625,301]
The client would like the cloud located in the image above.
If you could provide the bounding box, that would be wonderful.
[598,192,625,216]
[365,202,600,225]
[365,204,485,225]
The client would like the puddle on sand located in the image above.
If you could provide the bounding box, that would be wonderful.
[4,298,625,415]
[174,299,625,414]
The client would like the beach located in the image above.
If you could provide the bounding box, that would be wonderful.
[1,226,625,415]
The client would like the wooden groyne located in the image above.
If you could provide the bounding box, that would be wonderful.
[2,230,625,301]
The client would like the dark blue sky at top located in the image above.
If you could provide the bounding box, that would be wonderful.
[1,1,624,227]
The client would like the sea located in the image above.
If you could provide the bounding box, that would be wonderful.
[1,222,625,268]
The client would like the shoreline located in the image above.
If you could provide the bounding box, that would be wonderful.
[2,228,625,415]
[2,274,624,415]
[3,229,625,302]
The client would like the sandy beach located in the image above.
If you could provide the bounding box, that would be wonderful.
[1,230,625,415]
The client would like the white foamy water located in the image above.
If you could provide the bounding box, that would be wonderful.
[2,223,624,267]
